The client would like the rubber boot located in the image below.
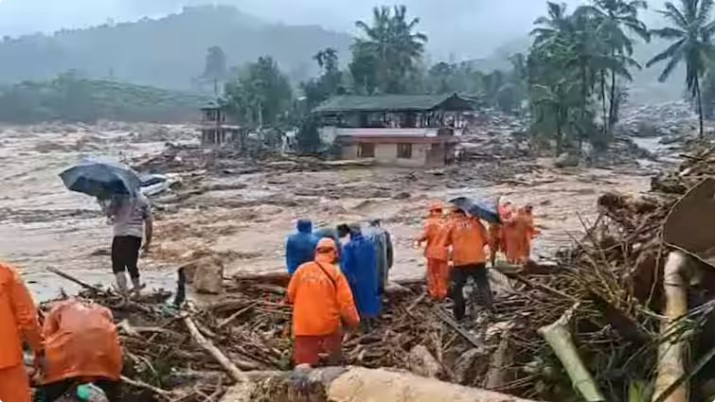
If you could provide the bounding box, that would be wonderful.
[130,277,144,297]
[115,272,128,297]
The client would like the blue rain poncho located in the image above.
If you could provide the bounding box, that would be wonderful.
[285,219,319,275]
[341,231,380,318]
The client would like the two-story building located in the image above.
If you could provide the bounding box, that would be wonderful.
[199,101,241,146]
[313,93,472,167]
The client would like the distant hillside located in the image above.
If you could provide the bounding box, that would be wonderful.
[0,5,353,90]
[0,75,209,123]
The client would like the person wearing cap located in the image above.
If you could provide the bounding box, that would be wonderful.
[443,206,493,320]
[363,219,393,295]
[416,202,449,300]
[341,224,380,329]
[287,238,359,366]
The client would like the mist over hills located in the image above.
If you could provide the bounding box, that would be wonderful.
[0,0,688,101]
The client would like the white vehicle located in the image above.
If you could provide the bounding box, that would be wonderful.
[139,174,171,196]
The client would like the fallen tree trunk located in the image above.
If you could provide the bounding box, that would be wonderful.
[221,366,529,402]
[653,251,689,402]
[183,316,247,384]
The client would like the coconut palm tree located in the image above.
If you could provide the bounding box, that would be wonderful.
[531,2,573,45]
[584,0,650,133]
[354,5,427,93]
[647,0,714,138]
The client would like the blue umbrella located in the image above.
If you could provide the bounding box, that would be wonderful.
[59,158,141,198]
[449,196,501,224]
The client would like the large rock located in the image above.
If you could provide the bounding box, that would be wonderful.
[554,152,579,168]
[407,345,442,379]
[180,256,224,294]
[453,348,490,385]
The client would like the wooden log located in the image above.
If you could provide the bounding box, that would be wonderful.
[121,375,173,400]
[183,315,247,384]
[45,266,103,293]
[538,304,605,402]
[217,303,257,329]
[653,251,689,402]
[220,366,530,402]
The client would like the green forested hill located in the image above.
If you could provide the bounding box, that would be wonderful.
[0,5,352,90]
[0,74,209,123]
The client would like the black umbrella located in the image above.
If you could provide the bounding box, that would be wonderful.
[449,196,501,224]
[59,158,141,198]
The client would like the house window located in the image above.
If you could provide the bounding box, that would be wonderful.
[397,143,412,159]
[358,143,375,158]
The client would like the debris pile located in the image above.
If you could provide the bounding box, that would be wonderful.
[488,139,715,401]
[616,101,698,138]
[39,141,713,402]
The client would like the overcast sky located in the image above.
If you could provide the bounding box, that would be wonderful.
[0,0,664,59]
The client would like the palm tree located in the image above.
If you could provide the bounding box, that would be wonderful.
[531,2,573,45]
[647,0,714,138]
[585,0,650,133]
[354,5,427,93]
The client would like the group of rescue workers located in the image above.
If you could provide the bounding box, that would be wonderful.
[0,194,537,402]
[283,197,538,367]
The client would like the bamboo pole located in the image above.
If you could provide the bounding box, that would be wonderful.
[538,304,605,402]
[653,251,689,402]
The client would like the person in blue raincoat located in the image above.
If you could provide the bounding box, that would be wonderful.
[341,224,380,330]
[285,219,319,275]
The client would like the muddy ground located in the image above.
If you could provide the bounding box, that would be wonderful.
[0,122,660,301]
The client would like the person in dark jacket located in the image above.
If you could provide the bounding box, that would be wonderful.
[285,219,319,275]
[314,224,350,254]
[341,225,380,330]
[364,219,394,294]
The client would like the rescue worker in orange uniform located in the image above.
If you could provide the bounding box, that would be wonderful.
[487,197,509,267]
[0,262,44,402]
[443,207,493,320]
[501,202,525,264]
[36,298,122,402]
[287,238,360,366]
[518,204,540,263]
[416,202,449,300]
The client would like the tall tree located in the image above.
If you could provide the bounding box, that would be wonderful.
[353,5,427,93]
[200,46,228,96]
[301,47,344,110]
[584,0,649,134]
[646,0,714,137]
[223,56,292,128]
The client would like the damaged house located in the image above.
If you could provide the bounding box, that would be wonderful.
[313,93,472,167]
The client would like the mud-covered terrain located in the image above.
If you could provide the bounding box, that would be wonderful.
[0,121,669,300]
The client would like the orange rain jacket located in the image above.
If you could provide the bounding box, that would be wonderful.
[0,263,43,370]
[443,213,490,266]
[41,299,122,384]
[418,204,448,261]
[287,238,360,336]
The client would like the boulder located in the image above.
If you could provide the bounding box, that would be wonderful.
[180,256,224,294]
[453,348,490,385]
[407,345,442,379]
[554,153,579,168]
